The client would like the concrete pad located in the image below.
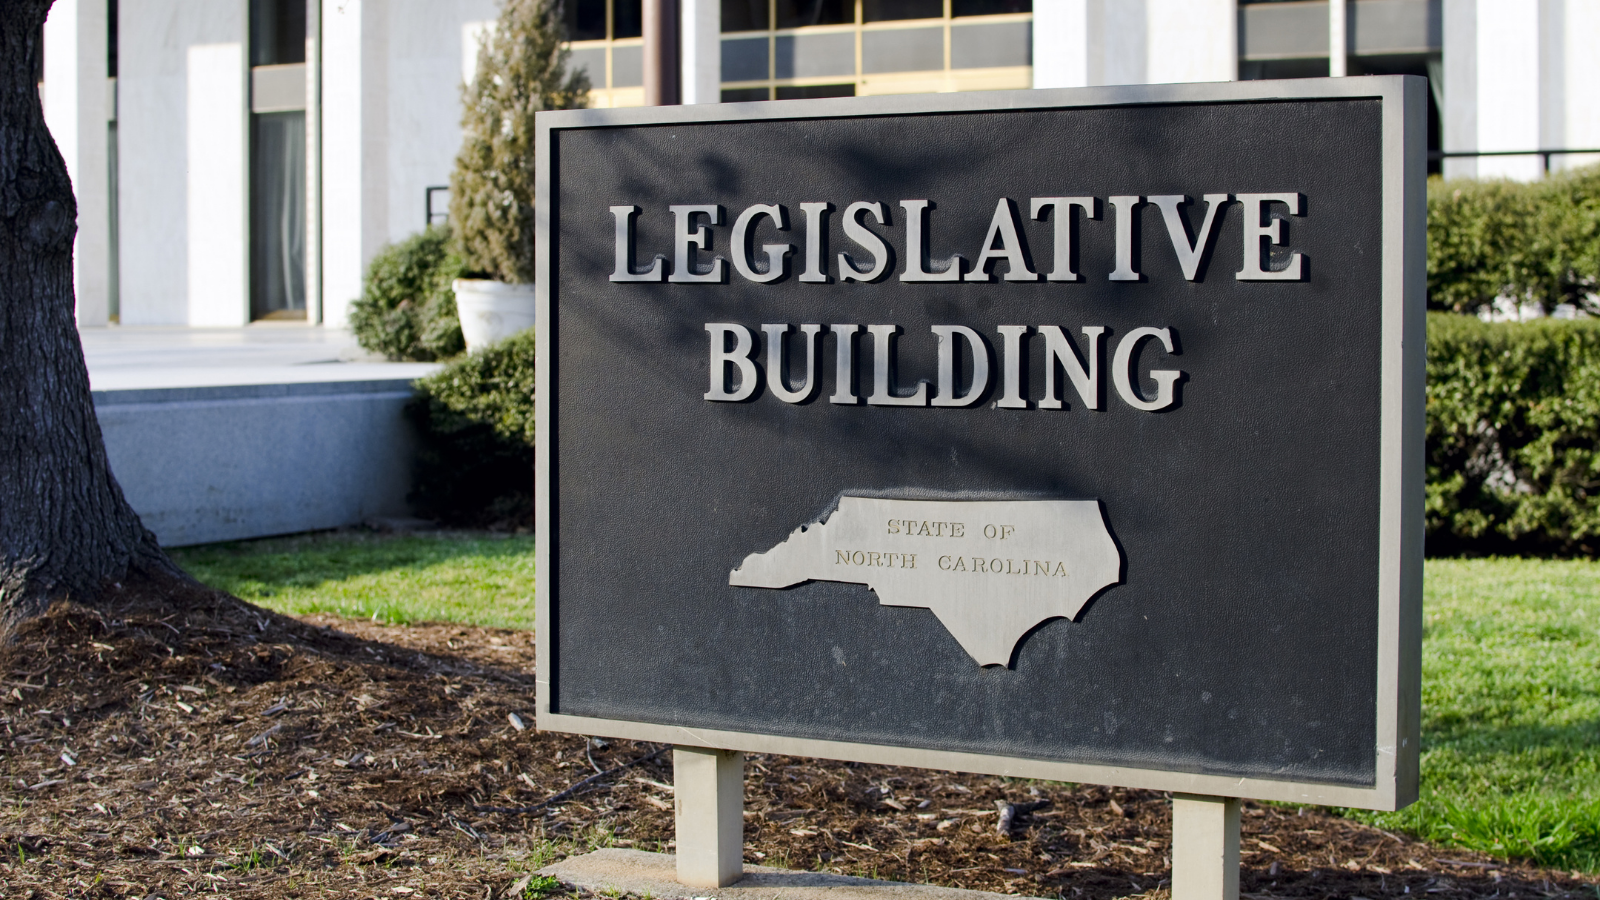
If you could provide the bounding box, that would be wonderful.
[80,324,439,391]
[540,849,1049,900]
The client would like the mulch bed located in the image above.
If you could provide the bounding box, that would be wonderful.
[1,578,1595,899]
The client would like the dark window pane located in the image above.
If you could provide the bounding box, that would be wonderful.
[250,111,307,320]
[721,87,771,101]
[568,47,607,85]
[565,0,608,41]
[952,0,1029,15]
[722,0,769,32]
[776,0,852,28]
[614,0,644,38]
[862,26,941,72]
[250,0,306,66]
[1237,58,1329,80]
[775,83,855,99]
[612,44,643,85]
[722,37,770,81]
[863,0,942,22]
[951,20,1029,67]
[775,32,855,78]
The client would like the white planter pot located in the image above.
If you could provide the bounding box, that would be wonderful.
[452,279,537,351]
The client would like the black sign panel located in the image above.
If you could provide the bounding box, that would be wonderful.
[536,79,1424,810]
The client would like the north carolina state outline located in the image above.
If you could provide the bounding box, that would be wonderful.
[730,496,1123,666]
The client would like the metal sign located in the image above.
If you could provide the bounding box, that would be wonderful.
[536,78,1425,810]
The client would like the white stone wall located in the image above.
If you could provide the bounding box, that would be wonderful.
[1032,0,1234,90]
[320,0,497,328]
[115,0,247,326]
[1550,0,1600,172]
[1442,0,1600,181]
[43,0,111,328]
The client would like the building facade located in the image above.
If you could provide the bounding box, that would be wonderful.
[41,0,1600,330]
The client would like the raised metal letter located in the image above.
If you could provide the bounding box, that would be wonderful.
[762,323,823,403]
[1038,325,1104,410]
[996,325,1029,409]
[731,204,792,283]
[1030,197,1095,282]
[965,198,1037,282]
[1235,192,1304,281]
[1112,327,1181,412]
[900,200,962,282]
[671,204,725,284]
[610,205,665,282]
[1108,196,1141,282]
[1149,194,1229,281]
[839,202,889,282]
[799,202,831,283]
[705,323,757,401]
[829,324,860,404]
[931,325,990,407]
[866,324,928,406]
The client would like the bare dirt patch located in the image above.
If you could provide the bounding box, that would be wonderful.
[2,583,1594,899]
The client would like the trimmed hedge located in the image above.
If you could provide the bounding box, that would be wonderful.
[407,329,537,527]
[406,313,1600,555]
[1428,165,1600,314]
[1428,313,1600,556]
[348,226,466,362]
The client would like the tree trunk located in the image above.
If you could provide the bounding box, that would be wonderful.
[0,1,178,629]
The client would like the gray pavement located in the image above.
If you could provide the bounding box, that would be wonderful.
[540,849,1047,900]
[80,324,440,392]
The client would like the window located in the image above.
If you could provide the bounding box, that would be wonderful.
[862,0,941,22]
[250,0,306,67]
[951,0,1029,14]
[564,0,646,107]
[717,0,1032,101]
[250,112,306,320]
[249,0,308,320]
[777,0,853,28]
[565,0,608,41]
[775,82,855,99]
[723,0,770,32]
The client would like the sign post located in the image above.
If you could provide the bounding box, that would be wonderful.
[672,746,744,888]
[1172,795,1242,900]
[535,77,1427,896]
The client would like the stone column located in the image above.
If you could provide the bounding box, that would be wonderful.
[43,0,111,327]
[680,0,719,104]
[319,0,388,327]
[1329,0,1348,77]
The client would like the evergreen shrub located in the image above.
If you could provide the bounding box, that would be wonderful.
[450,0,589,283]
[348,226,466,362]
[1428,165,1600,315]
[407,329,537,526]
[1427,312,1600,556]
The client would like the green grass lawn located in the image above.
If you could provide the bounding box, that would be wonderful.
[170,530,537,629]
[171,534,1600,871]
[1346,558,1600,872]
